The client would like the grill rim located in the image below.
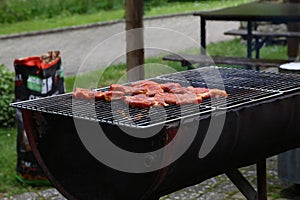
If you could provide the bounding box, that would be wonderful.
[10,93,216,129]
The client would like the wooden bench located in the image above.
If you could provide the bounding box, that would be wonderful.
[224,29,300,39]
[224,29,300,58]
[162,54,290,70]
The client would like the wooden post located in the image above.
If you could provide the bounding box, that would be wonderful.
[287,0,300,60]
[125,0,144,82]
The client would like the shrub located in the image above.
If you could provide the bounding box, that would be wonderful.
[0,64,15,127]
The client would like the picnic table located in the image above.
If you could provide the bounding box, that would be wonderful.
[194,1,300,59]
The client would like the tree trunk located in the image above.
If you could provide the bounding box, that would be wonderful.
[125,0,144,82]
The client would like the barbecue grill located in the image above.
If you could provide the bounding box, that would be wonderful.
[10,66,300,200]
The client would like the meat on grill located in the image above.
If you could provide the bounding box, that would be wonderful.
[72,81,228,107]
[124,94,168,108]
[208,89,228,98]
[123,92,203,107]
[156,93,202,105]
[102,91,124,101]
[160,82,182,92]
[72,88,95,100]
[110,84,163,96]
[72,89,124,101]
[110,84,134,94]
[130,80,160,87]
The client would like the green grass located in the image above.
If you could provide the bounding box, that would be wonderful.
[0,128,49,198]
[183,38,289,59]
[0,10,124,36]
[0,0,253,36]
[207,39,288,59]
[180,38,291,68]
[146,0,252,16]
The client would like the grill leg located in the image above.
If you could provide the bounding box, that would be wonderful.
[226,159,268,200]
[257,159,267,200]
[226,169,258,200]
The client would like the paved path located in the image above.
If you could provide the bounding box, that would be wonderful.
[0,14,239,76]
[1,157,299,200]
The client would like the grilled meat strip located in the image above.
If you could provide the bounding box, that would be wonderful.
[72,80,227,107]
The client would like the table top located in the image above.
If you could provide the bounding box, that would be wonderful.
[194,1,300,22]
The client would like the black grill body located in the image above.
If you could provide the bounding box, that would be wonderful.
[11,67,300,200]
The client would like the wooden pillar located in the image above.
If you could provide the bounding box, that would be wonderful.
[125,0,144,82]
[287,0,300,60]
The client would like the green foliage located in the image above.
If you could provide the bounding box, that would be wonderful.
[0,127,50,197]
[207,38,288,59]
[0,64,15,127]
[145,0,168,10]
[0,0,124,24]
[144,0,235,11]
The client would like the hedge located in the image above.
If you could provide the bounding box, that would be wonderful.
[0,64,15,127]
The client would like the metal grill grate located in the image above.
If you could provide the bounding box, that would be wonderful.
[11,93,214,128]
[11,67,293,128]
[158,67,300,93]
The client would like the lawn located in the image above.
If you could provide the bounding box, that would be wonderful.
[0,128,50,198]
